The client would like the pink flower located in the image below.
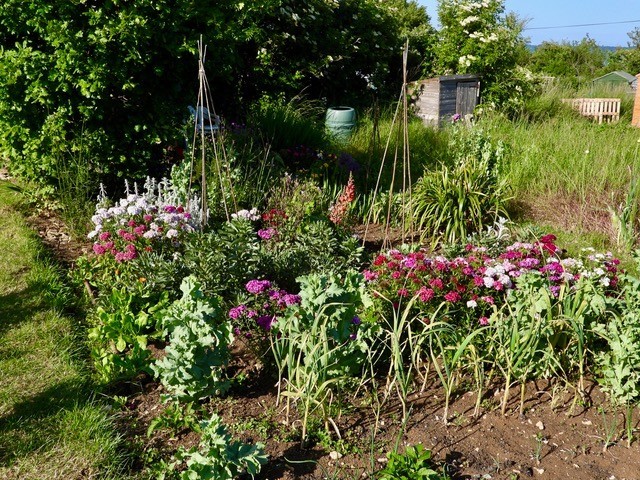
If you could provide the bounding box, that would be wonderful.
[93,243,106,255]
[229,305,246,319]
[479,316,489,326]
[258,228,276,240]
[363,270,378,281]
[444,291,461,303]
[418,287,435,302]
[429,278,444,290]
[98,232,111,242]
[397,288,409,297]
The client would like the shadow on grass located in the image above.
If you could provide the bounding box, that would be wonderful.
[0,377,92,465]
[0,285,51,338]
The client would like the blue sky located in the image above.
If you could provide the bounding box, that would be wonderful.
[417,0,640,47]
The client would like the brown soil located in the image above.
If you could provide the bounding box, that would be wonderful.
[121,364,640,480]
[11,174,640,480]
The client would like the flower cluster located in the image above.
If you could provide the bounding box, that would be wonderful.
[229,279,301,336]
[328,173,356,225]
[88,193,197,262]
[258,208,288,241]
[231,208,260,222]
[364,235,620,326]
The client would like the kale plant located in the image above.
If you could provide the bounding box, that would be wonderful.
[151,276,233,402]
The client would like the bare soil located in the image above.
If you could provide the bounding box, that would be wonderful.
[121,362,640,480]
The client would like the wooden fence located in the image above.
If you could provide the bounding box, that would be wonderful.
[561,98,621,123]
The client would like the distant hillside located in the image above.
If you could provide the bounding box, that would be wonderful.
[527,44,623,52]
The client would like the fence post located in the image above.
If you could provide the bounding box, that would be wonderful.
[633,74,640,127]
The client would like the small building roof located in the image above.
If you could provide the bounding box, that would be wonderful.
[593,70,636,83]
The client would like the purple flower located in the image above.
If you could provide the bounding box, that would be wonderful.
[258,228,276,240]
[246,279,271,295]
[283,294,301,306]
[256,315,276,331]
[352,316,361,325]
[229,305,246,319]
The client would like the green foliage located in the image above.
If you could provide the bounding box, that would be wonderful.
[259,175,363,289]
[88,288,168,383]
[378,445,445,480]
[260,219,363,291]
[0,0,435,189]
[248,96,328,154]
[147,402,200,439]
[410,126,510,244]
[160,414,267,480]
[434,0,528,107]
[594,265,640,405]
[271,270,373,440]
[183,220,261,300]
[151,276,233,402]
[528,37,607,86]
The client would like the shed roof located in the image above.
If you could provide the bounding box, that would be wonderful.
[593,71,636,83]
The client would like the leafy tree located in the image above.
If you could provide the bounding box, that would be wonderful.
[0,0,435,189]
[433,0,528,107]
[528,36,607,86]
[607,27,640,76]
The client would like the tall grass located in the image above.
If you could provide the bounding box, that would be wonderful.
[345,108,448,194]
[481,114,640,203]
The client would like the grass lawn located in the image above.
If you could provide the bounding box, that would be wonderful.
[0,181,131,479]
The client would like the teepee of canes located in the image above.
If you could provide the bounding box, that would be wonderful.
[188,36,237,228]
[363,40,414,249]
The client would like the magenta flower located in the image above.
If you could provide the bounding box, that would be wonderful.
[418,286,435,302]
[229,305,246,319]
[246,279,271,295]
[283,294,301,306]
[444,291,461,303]
[258,228,277,240]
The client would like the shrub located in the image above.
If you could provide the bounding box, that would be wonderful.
[182,218,262,300]
[410,127,511,244]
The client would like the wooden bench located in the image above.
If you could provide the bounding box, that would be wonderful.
[561,98,620,124]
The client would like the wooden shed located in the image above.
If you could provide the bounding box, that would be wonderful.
[412,74,480,126]
[592,71,637,91]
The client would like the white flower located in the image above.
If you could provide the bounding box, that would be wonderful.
[460,15,479,27]
[166,229,179,239]
[127,205,142,215]
[87,226,101,239]
[483,277,495,288]
[467,300,477,309]
[143,230,158,239]
[600,277,611,287]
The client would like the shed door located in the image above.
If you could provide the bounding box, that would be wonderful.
[456,81,479,116]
